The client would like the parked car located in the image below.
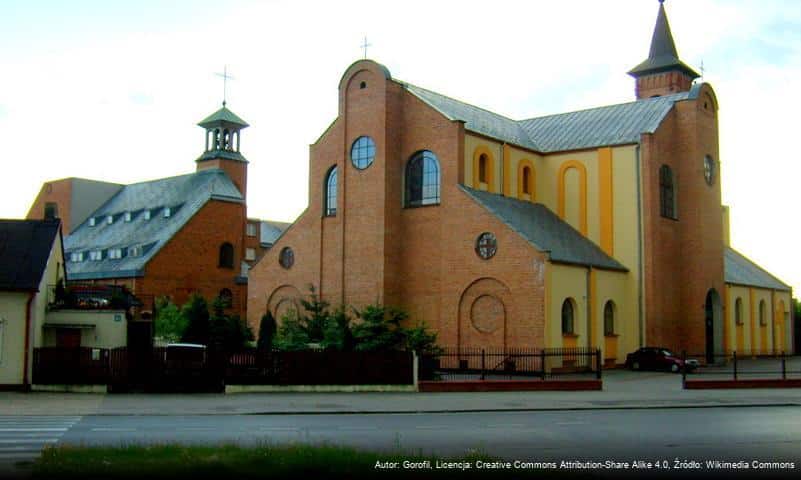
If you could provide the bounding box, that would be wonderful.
[625,347,699,373]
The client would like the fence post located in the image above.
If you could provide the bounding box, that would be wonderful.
[681,350,687,388]
[481,349,486,380]
[733,351,738,381]
[596,348,602,380]
[782,352,787,380]
[540,350,546,380]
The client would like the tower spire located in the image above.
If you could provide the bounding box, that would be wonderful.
[628,0,699,99]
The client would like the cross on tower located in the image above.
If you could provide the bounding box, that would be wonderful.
[215,66,235,106]
[360,36,372,59]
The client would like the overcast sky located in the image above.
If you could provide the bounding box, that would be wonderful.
[1,0,799,293]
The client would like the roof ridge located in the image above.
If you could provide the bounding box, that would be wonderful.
[396,79,521,123]
[519,92,687,123]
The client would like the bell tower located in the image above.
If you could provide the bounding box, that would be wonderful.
[628,0,699,99]
[196,103,250,199]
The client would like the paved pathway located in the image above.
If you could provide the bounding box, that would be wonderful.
[0,416,81,478]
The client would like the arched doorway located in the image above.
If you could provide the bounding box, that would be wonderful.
[704,289,723,363]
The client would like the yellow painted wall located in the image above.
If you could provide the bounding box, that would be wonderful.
[594,269,632,364]
[726,285,751,354]
[548,264,587,349]
[774,291,792,353]
[0,292,29,385]
[464,135,503,193]
[42,311,128,349]
[725,286,792,355]
[752,288,773,354]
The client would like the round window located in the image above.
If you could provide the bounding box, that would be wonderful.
[278,247,294,269]
[703,155,715,186]
[475,232,497,260]
[350,136,376,170]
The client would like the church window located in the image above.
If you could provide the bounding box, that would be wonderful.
[703,155,715,186]
[350,136,376,170]
[223,129,231,150]
[246,223,257,237]
[279,247,294,269]
[219,242,234,269]
[108,248,123,260]
[218,288,233,308]
[603,301,615,336]
[522,167,531,194]
[359,81,367,89]
[214,129,221,149]
[478,154,488,183]
[735,298,744,325]
[89,250,103,261]
[475,232,497,260]
[659,165,677,219]
[404,150,440,207]
[245,248,256,261]
[561,298,575,335]
[325,166,338,216]
[759,300,767,326]
[44,202,58,220]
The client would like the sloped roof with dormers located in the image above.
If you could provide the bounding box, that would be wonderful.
[399,80,701,153]
[461,186,627,272]
[64,169,243,280]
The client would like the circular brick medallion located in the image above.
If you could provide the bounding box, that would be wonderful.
[470,294,505,333]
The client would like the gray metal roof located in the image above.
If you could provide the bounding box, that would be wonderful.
[260,220,290,247]
[64,169,243,280]
[724,247,791,292]
[461,186,627,272]
[400,79,700,153]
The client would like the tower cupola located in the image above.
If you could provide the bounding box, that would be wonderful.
[628,0,699,99]
[196,103,250,198]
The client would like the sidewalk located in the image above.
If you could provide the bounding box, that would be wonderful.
[3,370,800,416]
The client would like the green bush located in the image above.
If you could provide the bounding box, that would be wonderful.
[351,304,407,352]
[180,294,210,345]
[273,309,310,351]
[154,297,186,343]
[257,311,277,351]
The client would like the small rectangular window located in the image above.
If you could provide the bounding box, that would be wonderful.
[163,207,171,218]
[70,252,83,262]
[106,215,113,225]
[88,217,96,227]
[144,210,151,221]
[89,250,103,261]
[246,224,257,237]
[108,249,123,259]
[245,248,256,261]
[124,212,132,222]
[44,202,58,220]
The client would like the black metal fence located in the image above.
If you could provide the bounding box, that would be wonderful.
[419,346,601,381]
[681,351,801,383]
[32,347,414,391]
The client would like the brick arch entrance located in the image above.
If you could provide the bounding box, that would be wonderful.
[266,285,302,324]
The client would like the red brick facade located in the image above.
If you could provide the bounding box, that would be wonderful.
[247,61,548,349]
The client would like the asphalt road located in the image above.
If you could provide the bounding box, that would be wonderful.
[54,406,801,463]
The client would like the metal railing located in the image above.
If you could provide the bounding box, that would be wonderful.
[681,350,801,385]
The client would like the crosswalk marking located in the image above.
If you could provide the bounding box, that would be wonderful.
[0,415,81,474]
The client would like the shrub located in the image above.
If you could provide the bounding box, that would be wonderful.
[180,294,210,345]
[257,311,277,351]
[154,297,186,343]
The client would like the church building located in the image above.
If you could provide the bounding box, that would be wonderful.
[27,104,286,318]
[246,2,793,362]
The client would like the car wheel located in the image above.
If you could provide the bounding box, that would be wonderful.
[670,364,679,373]
[632,361,640,371]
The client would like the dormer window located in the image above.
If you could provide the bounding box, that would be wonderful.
[70,252,84,262]
[89,250,103,261]
[108,248,123,259]
[144,210,151,221]
[89,217,96,227]
[124,212,132,222]
[163,207,171,218]
[106,215,113,225]
[128,246,143,257]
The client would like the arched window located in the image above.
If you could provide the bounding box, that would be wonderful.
[659,165,676,219]
[478,154,488,183]
[522,167,531,194]
[219,242,234,269]
[405,150,440,207]
[213,129,221,149]
[219,288,233,308]
[223,129,230,150]
[324,166,337,216]
[735,298,743,325]
[759,300,767,326]
[603,301,615,336]
[561,298,575,335]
